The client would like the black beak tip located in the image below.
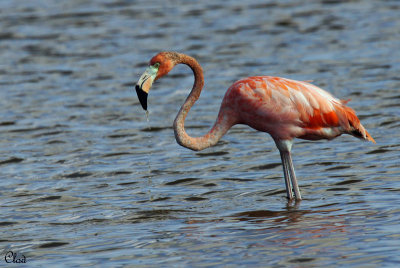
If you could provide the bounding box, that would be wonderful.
[135,85,148,111]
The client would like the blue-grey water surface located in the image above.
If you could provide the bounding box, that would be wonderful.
[1,0,400,267]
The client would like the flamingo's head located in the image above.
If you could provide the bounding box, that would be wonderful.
[135,52,180,110]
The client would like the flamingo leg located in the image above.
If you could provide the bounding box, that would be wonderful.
[285,151,302,200]
[279,151,293,199]
[276,140,302,200]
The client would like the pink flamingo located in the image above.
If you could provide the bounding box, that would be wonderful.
[135,52,375,200]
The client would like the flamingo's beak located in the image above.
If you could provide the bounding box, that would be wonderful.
[135,66,158,111]
[135,84,148,111]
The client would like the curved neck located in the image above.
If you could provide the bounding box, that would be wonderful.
[173,54,234,151]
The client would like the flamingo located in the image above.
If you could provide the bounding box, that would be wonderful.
[135,52,375,200]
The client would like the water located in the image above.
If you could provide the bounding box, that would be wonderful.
[1,0,399,266]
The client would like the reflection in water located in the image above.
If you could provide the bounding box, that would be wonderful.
[179,206,355,266]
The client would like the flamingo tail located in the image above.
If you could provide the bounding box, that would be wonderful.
[343,105,376,143]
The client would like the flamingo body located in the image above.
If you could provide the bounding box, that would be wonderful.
[135,52,375,200]
[222,76,374,143]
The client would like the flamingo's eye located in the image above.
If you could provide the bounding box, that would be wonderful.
[153,62,160,68]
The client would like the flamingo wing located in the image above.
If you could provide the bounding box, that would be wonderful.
[224,76,375,143]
